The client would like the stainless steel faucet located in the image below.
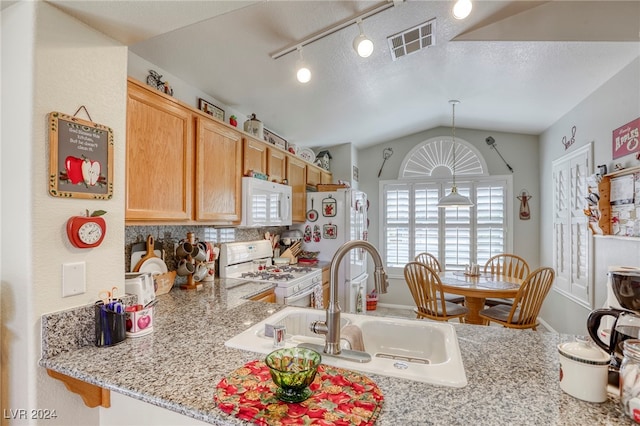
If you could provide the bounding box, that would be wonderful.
[308,240,389,361]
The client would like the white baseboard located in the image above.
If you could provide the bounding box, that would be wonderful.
[538,317,557,333]
[377,302,414,311]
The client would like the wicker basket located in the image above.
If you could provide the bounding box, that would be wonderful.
[316,184,348,191]
[154,271,176,295]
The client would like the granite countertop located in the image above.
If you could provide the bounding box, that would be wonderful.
[41,279,632,425]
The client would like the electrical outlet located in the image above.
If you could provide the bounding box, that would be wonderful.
[62,262,86,297]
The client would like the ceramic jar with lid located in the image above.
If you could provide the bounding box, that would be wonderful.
[621,339,640,422]
[557,336,610,403]
[243,113,264,139]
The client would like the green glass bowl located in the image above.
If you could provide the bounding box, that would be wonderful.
[265,347,322,403]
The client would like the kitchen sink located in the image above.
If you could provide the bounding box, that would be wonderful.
[225,306,467,387]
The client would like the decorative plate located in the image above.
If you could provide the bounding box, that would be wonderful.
[298,148,315,162]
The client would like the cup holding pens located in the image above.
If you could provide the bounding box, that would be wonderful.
[95,299,126,347]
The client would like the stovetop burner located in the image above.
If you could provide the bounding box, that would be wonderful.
[238,265,316,281]
[240,271,296,281]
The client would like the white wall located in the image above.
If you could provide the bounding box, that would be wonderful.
[2,1,36,418]
[539,57,640,335]
[128,52,249,130]
[358,126,540,306]
[2,2,127,424]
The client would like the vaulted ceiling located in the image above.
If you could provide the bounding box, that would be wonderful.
[47,0,640,149]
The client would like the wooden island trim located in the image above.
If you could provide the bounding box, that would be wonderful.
[47,369,110,408]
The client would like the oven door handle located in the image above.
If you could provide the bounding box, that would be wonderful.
[285,285,317,304]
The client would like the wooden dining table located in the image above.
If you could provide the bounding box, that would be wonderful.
[438,271,523,325]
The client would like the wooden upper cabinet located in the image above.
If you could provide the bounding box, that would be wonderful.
[267,148,287,183]
[195,117,242,224]
[126,80,193,221]
[321,170,332,184]
[286,155,307,223]
[243,137,267,176]
[306,165,321,186]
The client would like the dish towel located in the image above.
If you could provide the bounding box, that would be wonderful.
[312,283,323,309]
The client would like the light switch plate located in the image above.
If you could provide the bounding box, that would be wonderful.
[62,261,86,297]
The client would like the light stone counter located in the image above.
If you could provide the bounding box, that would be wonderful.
[41,279,632,425]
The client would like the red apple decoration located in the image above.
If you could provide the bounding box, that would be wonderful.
[126,318,133,332]
[137,314,151,330]
[81,158,101,186]
[65,156,85,184]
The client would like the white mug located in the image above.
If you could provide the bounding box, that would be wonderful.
[191,246,207,262]
[193,263,208,282]
[176,242,194,259]
[176,259,195,276]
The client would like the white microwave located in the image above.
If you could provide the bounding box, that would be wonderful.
[239,177,292,227]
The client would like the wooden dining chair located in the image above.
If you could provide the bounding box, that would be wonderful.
[478,267,555,330]
[404,261,469,323]
[483,253,530,307]
[414,253,465,305]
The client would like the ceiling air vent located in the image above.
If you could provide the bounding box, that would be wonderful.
[387,18,436,61]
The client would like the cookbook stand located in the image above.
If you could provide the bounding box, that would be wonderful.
[180,232,201,291]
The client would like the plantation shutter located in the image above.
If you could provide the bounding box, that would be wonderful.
[381,179,508,276]
[552,143,593,308]
[476,181,506,266]
[384,183,411,268]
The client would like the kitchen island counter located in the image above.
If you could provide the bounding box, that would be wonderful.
[41,279,631,425]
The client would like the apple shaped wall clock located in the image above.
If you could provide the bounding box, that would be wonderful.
[66,209,107,248]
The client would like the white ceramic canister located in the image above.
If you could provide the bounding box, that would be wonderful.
[243,113,264,139]
[557,336,611,403]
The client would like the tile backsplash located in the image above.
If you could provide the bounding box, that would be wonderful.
[125,225,288,284]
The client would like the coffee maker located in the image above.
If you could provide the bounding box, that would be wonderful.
[588,271,640,385]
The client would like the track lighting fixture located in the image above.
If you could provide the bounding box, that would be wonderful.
[295,47,311,83]
[452,0,473,20]
[353,19,374,58]
[271,1,402,82]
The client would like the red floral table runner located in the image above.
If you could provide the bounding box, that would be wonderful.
[215,360,384,425]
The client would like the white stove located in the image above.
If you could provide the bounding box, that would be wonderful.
[219,240,322,306]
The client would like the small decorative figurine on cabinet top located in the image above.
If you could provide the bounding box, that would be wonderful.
[315,150,332,171]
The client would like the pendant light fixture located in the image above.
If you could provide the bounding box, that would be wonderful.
[437,100,474,208]
[295,46,311,83]
[452,0,473,20]
[353,19,374,58]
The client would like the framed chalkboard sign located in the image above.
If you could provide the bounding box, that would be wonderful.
[48,111,114,199]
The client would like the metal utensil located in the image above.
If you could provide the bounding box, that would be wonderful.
[306,198,318,222]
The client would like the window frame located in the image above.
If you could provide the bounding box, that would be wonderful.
[379,175,513,278]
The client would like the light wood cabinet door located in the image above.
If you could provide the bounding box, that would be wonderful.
[267,148,287,183]
[243,137,267,176]
[322,266,330,309]
[126,81,193,221]
[286,155,307,223]
[195,117,242,224]
[250,289,276,303]
[321,170,332,184]
[306,165,321,186]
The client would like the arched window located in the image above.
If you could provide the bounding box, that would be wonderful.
[399,136,488,179]
[381,136,511,275]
